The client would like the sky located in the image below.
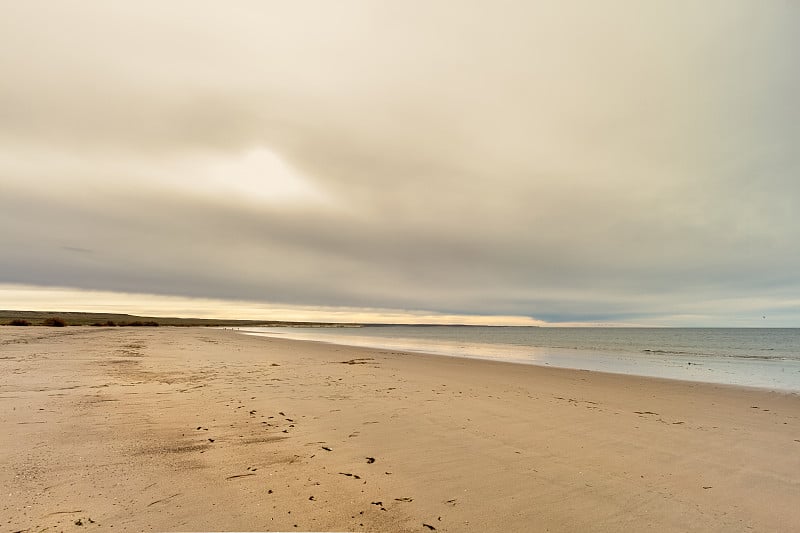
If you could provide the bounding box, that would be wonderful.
[1,1,799,326]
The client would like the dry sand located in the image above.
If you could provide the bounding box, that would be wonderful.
[1,327,799,532]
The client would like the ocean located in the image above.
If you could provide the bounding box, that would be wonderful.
[237,326,800,392]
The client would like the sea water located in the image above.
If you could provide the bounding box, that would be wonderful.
[237,326,800,392]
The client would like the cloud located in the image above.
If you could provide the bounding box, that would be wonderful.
[1,1,799,325]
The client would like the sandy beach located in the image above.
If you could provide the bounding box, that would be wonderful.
[2,327,798,532]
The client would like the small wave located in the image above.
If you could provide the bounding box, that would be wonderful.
[643,349,794,362]
[734,354,792,361]
[642,349,713,357]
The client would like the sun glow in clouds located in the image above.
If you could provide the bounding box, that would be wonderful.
[170,147,332,206]
[0,143,333,208]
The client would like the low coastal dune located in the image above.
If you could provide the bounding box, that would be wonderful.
[2,327,798,532]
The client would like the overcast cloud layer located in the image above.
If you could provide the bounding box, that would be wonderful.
[1,2,799,325]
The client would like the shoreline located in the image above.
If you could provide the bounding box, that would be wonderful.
[2,327,799,532]
[236,328,800,394]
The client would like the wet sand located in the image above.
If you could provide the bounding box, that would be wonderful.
[1,327,798,532]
